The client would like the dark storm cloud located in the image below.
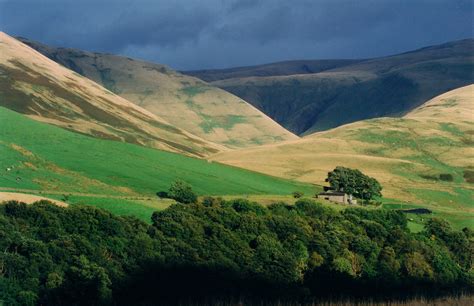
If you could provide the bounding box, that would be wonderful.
[0,0,218,50]
[0,0,472,69]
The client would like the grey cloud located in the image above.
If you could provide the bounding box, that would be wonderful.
[0,0,472,69]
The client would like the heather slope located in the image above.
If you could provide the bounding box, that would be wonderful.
[211,85,474,228]
[19,37,297,148]
[0,32,223,157]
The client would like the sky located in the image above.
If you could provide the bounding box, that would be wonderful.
[0,0,472,70]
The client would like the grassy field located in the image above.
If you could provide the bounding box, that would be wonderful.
[212,86,474,229]
[0,106,317,211]
[0,189,362,224]
[45,193,173,222]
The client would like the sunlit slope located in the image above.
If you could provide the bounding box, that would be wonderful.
[0,106,315,198]
[20,37,297,148]
[0,32,223,157]
[211,85,474,227]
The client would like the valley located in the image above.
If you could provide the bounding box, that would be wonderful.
[0,33,472,230]
[0,11,474,306]
[191,39,474,134]
[19,37,297,148]
[0,8,472,302]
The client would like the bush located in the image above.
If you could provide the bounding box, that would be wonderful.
[168,180,197,204]
[439,173,454,182]
[156,191,169,198]
[292,191,304,198]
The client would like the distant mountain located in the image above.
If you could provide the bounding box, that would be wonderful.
[19,37,297,148]
[211,85,474,228]
[190,39,474,134]
[183,59,364,82]
[0,32,223,157]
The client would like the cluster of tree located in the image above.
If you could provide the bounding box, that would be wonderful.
[327,166,382,201]
[0,198,472,305]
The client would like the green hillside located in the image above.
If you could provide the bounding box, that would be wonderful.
[0,106,313,196]
[0,107,316,219]
[203,39,474,134]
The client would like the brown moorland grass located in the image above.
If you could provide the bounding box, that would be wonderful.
[211,85,474,228]
[0,32,224,157]
[19,36,298,148]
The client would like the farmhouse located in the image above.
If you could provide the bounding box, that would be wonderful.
[317,191,357,205]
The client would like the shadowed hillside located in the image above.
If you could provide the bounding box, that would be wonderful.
[0,32,224,157]
[197,39,474,134]
[211,85,474,228]
[19,37,297,148]
[184,59,364,81]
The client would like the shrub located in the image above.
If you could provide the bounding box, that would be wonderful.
[439,173,454,182]
[292,191,304,198]
[156,191,169,199]
[463,170,474,183]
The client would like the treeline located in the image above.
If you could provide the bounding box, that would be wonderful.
[0,199,472,305]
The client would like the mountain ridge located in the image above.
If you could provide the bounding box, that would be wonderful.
[0,32,225,157]
[183,59,365,82]
[19,36,298,148]
[187,39,474,134]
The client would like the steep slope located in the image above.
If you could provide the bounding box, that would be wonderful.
[184,59,364,82]
[0,32,223,157]
[211,85,474,228]
[0,106,315,198]
[19,37,297,148]
[204,39,474,134]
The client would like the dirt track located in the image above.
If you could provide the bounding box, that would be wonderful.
[0,192,68,207]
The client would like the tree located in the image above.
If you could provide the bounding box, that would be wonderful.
[1,199,471,303]
[403,252,434,280]
[168,180,198,204]
[327,166,382,200]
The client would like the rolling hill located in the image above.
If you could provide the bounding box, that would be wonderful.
[195,39,474,134]
[0,106,316,220]
[211,85,474,228]
[0,32,224,157]
[19,37,297,148]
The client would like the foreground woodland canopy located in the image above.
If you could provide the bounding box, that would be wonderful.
[0,199,472,305]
